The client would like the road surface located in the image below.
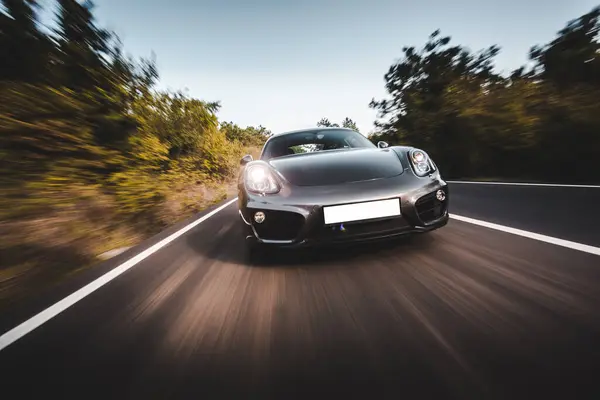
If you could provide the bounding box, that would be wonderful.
[1,182,599,399]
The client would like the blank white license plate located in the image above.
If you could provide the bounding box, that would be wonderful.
[323,198,401,225]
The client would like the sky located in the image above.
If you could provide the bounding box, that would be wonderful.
[34,0,599,135]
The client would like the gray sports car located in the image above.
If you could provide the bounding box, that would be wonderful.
[237,127,449,259]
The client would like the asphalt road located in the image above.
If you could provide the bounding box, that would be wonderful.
[448,181,600,246]
[1,182,600,399]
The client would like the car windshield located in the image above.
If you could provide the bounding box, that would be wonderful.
[261,129,376,160]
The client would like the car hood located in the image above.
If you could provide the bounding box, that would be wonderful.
[268,148,404,186]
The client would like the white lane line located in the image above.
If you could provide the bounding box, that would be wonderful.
[0,197,239,352]
[450,214,600,256]
[448,180,600,188]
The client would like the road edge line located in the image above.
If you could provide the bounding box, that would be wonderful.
[450,213,600,256]
[448,180,600,188]
[0,197,239,352]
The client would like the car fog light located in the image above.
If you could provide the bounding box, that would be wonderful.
[436,190,446,202]
[254,211,266,224]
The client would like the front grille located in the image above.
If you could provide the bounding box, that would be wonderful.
[315,216,409,241]
[251,210,304,241]
[415,190,447,224]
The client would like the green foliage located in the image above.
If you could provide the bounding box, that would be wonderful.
[0,82,123,219]
[0,0,268,220]
[1,0,599,307]
[107,169,166,215]
[54,0,113,90]
[0,0,52,83]
[529,6,600,89]
[370,5,600,183]
[317,117,360,132]
[220,121,271,146]
[317,117,339,127]
[341,117,359,132]
[0,0,270,304]
[131,91,220,158]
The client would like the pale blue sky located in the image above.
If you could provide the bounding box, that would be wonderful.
[35,0,598,134]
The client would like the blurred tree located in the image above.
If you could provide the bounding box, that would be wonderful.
[0,0,52,82]
[131,91,220,159]
[54,0,112,90]
[220,121,271,146]
[51,1,161,150]
[0,0,272,305]
[317,117,360,132]
[369,29,501,176]
[525,5,600,181]
[529,6,600,89]
[317,117,339,127]
[341,117,359,131]
[370,5,600,183]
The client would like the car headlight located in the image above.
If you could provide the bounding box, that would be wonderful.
[245,164,280,194]
[409,148,435,177]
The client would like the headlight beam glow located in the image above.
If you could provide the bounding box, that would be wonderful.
[245,164,280,194]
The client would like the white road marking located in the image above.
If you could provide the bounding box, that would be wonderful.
[450,214,600,256]
[0,197,239,352]
[1,193,598,352]
[448,180,600,188]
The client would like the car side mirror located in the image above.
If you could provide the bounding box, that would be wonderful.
[240,154,253,165]
[377,141,389,149]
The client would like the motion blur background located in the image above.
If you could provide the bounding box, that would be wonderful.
[1,0,599,321]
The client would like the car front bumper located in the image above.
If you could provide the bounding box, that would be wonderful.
[238,174,449,249]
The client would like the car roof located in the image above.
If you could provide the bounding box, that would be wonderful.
[264,127,358,144]
[273,126,356,136]
[259,127,376,159]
